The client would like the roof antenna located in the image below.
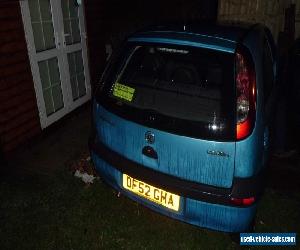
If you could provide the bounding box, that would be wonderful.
[182,0,186,31]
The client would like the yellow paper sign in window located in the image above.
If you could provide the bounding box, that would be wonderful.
[113,83,135,102]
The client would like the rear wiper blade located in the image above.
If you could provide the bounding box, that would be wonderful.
[140,108,160,122]
[140,108,177,126]
[139,108,160,115]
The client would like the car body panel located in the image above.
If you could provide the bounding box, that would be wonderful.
[94,103,236,188]
[137,22,252,43]
[128,31,236,53]
[91,152,256,233]
[234,27,277,177]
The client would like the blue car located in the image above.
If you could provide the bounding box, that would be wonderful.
[89,22,277,233]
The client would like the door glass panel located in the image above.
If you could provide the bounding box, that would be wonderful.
[67,50,86,100]
[43,23,55,49]
[71,19,81,43]
[31,23,44,51]
[62,0,81,45]
[52,85,64,110]
[38,58,64,116]
[39,57,50,89]
[43,89,54,115]
[39,0,52,20]
[48,57,60,83]
[77,74,86,97]
[28,0,55,52]
[70,77,78,100]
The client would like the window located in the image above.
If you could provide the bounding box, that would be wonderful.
[97,43,236,140]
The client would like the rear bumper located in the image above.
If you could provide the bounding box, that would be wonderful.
[89,138,262,232]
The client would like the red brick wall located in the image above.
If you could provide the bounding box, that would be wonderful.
[0,0,41,154]
[84,0,107,88]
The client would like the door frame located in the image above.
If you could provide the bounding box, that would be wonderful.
[20,0,91,129]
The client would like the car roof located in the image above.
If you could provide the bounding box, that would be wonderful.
[132,21,259,44]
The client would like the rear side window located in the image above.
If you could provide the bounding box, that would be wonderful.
[97,43,235,140]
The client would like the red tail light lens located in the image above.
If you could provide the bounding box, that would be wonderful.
[235,47,256,140]
[230,197,255,206]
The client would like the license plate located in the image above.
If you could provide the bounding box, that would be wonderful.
[122,174,180,211]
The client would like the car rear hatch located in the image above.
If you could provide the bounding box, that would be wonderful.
[95,32,237,188]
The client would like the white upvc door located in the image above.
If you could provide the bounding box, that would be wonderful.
[20,0,91,129]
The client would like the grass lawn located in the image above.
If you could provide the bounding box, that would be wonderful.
[1,162,299,249]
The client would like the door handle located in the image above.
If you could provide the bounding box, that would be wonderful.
[142,146,158,159]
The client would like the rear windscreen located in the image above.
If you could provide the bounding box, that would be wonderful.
[97,43,235,140]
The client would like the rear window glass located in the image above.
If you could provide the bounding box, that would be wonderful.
[97,43,235,140]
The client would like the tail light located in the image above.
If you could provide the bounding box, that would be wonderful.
[235,46,256,140]
[230,196,255,206]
